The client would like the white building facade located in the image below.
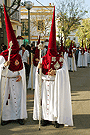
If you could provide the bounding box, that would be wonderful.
[21,5,54,45]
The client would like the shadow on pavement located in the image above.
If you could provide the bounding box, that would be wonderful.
[73,114,90,129]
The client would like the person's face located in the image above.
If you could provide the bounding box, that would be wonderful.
[21,46,25,50]
[1,44,4,50]
[1,46,3,49]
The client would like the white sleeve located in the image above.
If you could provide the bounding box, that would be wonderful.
[19,50,22,56]
[26,50,29,57]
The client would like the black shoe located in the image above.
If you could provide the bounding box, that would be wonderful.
[41,119,48,126]
[54,121,60,128]
[18,119,24,125]
[1,120,9,126]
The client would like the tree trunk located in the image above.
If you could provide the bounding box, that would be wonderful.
[64,34,67,47]
[1,8,7,50]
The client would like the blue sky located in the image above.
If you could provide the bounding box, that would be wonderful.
[21,0,90,6]
[21,0,90,17]
[21,0,55,6]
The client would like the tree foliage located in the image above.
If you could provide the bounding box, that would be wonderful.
[56,0,88,45]
[75,18,90,47]
[65,38,72,47]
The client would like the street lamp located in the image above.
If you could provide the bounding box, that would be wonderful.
[25,0,33,45]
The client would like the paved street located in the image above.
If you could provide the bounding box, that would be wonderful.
[0,67,90,135]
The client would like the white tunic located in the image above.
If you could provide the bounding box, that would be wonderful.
[0,56,27,121]
[67,53,77,71]
[28,65,37,89]
[87,52,90,64]
[64,52,68,69]
[33,60,73,126]
[77,52,88,67]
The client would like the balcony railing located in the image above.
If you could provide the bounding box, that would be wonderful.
[0,6,20,22]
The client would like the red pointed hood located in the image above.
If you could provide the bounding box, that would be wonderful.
[73,42,75,49]
[47,6,57,56]
[73,42,76,50]
[85,45,87,52]
[42,7,63,75]
[3,4,19,53]
[0,5,23,71]
[68,41,73,57]
[33,36,40,66]
[69,41,73,51]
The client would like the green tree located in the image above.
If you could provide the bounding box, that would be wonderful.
[66,38,71,48]
[56,0,88,46]
[75,18,90,48]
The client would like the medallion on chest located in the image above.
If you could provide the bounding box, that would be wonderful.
[50,56,63,70]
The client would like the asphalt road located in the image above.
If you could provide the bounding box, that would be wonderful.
[0,67,90,135]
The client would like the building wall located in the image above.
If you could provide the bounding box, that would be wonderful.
[21,5,54,45]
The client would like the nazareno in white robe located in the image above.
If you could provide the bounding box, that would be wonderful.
[87,52,90,64]
[77,51,87,67]
[33,59,73,126]
[0,56,27,121]
[28,65,37,89]
[67,53,77,71]
[64,52,68,69]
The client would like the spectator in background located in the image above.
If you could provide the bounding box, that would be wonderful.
[1,43,4,52]
[19,44,29,78]
[25,43,31,54]
[1,43,7,52]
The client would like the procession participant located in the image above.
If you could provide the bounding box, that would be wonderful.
[67,41,77,71]
[87,45,90,66]
[77,40,87,67]
[0,5,27,126]
[63,46,69,69]
[28,36,40,90]
[33,6,73,128]
[25,44,31,65]
[75,46,79,66]
[1,43,7,52]
[85,45,88,66]
[58,37,68,68]
[73,42,76,55]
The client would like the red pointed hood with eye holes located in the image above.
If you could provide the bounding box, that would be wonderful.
[42,6,63,75]
[33,36,40,66]
[0,4,23,71]
[68,41,73,57]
